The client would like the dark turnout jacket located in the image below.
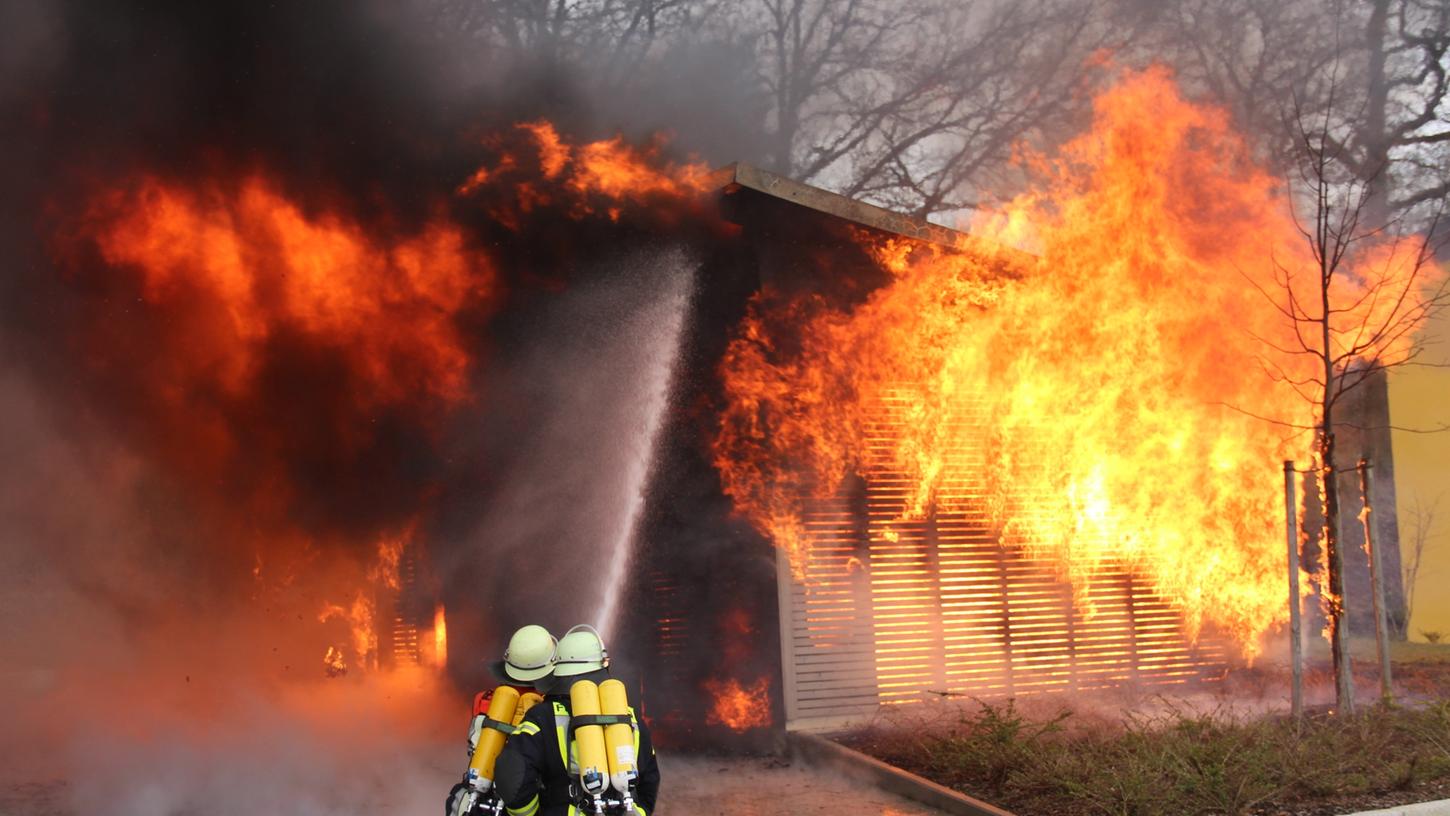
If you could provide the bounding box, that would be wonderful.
[495,685,660,816]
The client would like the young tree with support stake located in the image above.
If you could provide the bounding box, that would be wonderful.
[1246,78,1448,715]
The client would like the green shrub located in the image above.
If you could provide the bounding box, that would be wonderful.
[922,699,1069,793]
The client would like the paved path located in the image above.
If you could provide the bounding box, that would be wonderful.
[1,758,947,816]
[1345,801,1450,816]
[656,755,947,815]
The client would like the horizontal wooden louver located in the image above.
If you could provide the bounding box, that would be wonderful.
[777,390,1228,731]
[384,547,421,669]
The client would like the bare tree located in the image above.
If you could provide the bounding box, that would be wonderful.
[1245,76,1450,712]
[1402,492,1441,628]
[418,0,1447,233]
[1118,0,1449,235]
[420,0,1129,218]
[423,0,729,89]
[746,0,1119,217]
[749,0,911,179]
[1120,0,1342,168]
[1335,0,1450,231]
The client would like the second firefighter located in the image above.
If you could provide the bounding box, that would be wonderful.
[495,625,660,816]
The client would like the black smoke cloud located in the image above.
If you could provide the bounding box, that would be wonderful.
[0,0,751,789]
[2,0,505,567]
[0,0,747,564]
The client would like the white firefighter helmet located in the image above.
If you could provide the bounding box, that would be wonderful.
[552,624,609,678]
[490,624,557,683]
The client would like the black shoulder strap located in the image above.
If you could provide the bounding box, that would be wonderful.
[567,714,633,736]
[482,717,516,736]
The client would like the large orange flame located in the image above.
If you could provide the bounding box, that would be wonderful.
[458,121,711,224]
[319,594,377,671]
[58,116,714,683]
[713,68,1442,658]
[370,529,412,592]
[73,173,496,499]
[455,119,710,226]
[89,176,490,408]
[432,603,447,669]
[67,173,504,676]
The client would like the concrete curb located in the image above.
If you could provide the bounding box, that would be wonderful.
[1343,800,1450,816]
[785,731,1016,816]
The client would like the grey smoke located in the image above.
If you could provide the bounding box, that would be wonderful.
[452,246,695,638]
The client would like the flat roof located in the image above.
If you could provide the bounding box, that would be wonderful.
[711,162,1034,270]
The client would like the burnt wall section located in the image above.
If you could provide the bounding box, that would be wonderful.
[617,183,914,747]
[615,231,777,749]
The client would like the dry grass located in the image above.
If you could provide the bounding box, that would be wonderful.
[846,696,1450,816]
[1378,638,1450,664]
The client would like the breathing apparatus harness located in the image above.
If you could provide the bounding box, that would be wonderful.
[557,685,641,816]
[550,627,641,816]
[454,686,545,816]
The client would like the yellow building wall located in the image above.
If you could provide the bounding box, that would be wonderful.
[1391,304,1450,640]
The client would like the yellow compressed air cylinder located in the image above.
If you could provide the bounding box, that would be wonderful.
[569,680,609,796]
[466,685,521,790]
[598,679,637,795]
[512,691,543,726]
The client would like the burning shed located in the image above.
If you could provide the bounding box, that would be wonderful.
[618,161,1407,740]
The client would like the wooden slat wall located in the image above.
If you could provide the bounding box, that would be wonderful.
[636,544,695,728]
[778,391,1228,731]
[385,547,421,669]
[779,491,880,726]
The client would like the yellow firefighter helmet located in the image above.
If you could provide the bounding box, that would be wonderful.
[553,624,608,678]
[491,624,557,683]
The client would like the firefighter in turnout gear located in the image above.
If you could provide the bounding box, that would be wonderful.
[446,625,557,816]
[495,625,661,816]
